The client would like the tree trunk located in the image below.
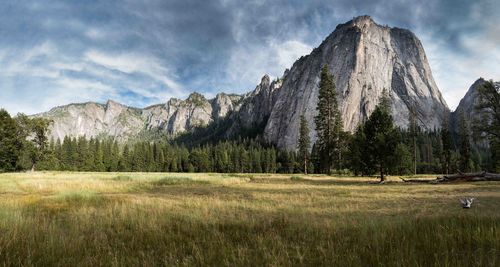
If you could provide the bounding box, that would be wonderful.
[31,164,36,172]
[380,166,385,182]
[304,158,308,175]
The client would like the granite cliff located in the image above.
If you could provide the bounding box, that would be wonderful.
[264,15,449,149]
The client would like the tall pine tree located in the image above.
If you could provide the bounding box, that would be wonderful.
[297,114,311,174]
[458,113,472,172]
[441,116,453,174]
[474,80,500,172]
[314,65,344,174]
[0,109,21,172]
[362,91,398,182]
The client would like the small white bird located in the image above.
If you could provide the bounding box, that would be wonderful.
[459,198,475,209]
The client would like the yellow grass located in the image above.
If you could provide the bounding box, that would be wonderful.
[0,172,498,266]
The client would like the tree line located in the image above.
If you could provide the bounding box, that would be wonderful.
[1,69,498,176]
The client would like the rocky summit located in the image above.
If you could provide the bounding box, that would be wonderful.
[36,16,459,150]
[264,15,449,149]
[451,78,500,134]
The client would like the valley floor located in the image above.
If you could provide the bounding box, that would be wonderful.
[0,172,498,266]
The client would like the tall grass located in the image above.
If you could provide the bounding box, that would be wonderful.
[0,172,498,266]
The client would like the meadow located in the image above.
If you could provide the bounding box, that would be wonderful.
[0,172,498,266]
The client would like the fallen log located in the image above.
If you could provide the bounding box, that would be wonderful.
[442,172,486,180]
[401,172,500,184]
[400,178,435,183]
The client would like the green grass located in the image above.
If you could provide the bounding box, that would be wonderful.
[0,172,498,266]
[290,175,305,181]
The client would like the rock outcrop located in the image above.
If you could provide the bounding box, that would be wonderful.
[451,78,486,126]
[264,15,449,149]
[451,78,499,137]
[226,74,283,135]
[35,93,242,142]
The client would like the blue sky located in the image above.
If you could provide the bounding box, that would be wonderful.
[0,0,498,114]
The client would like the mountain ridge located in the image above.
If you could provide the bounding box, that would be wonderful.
[32,15,480,150]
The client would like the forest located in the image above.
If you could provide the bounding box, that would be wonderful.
[0,68,498,177]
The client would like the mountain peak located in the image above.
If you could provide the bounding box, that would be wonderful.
[187,92,206,101]
[261,74,270,85]
[350,15,374,27]
[106,99,121,106]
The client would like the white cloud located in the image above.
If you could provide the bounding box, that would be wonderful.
[420,20,500,110]
[0,42,187,115]
[84,50,182,93]
[225,39,312,91]
[2,42,60,79]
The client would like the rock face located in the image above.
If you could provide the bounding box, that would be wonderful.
[35,93,243,142]
[226,74,283,135]
[264,15,449,149]
[452,78,486,126]
[451,78,499,135]
[34,101,144,142]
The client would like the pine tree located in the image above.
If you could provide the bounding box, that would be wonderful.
[118,144,130,171]
[85,139,96,171]
[297,114,311,174]
[314,65,344,174]
[441,117,453,174]
[0,109,21,172]
[76,136,88,171]
[14,115,52,171]
[94,140,105,171]
[268,149,277,173]
[458,113,472,172]
[474,80,500,171]
[408,104,418,175]
[170,155,179,172]
[252,149,262,173]
[362,91,398,182]
[348,125,366,176]
[392,143,413,175]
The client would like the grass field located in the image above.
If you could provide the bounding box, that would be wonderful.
[0,172,498,266]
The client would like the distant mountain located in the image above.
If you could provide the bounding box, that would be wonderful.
[35,15,456,150]
[451,78,499,136]
[33,93,242,142]
[451,78,486,126]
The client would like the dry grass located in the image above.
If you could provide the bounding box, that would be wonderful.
[0,172,498,266]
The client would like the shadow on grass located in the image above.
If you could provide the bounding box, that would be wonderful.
[22,191,112,218]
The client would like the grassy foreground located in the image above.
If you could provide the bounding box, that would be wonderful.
[0,172,498,266]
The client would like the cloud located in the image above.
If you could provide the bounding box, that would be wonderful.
[222,40,312,92]
[84,50,182,94]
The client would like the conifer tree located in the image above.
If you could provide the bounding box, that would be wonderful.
[392,143,413,175]
[0,109,21,172]
[297,114,311,174]
[474,80,500,171]
[118,144,130,171]
[252,149,262,173]
[14,114,52,171]
[348,125,366,176]
[314,65,344,174]
[458,113,472,172]
[362,91,398,181]
[408,104,418,175]
[94,140,105,171]
[441,117,453,174]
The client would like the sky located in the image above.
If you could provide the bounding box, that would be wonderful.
[0,0,498,115]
